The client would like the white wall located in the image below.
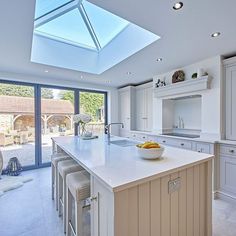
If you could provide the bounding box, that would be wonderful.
[0,71,119,135]
[173,97,201,130]
[153,55,222,140]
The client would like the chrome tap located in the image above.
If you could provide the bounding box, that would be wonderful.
[105,123,124,144]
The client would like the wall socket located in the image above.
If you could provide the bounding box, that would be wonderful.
[168,177,181,194]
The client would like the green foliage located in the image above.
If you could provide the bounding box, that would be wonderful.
[80,92,104,121]
[0,84,53,98]
[59,90,74,103]
[0,84,34,97]
[41,88,53,98]
[59,91,104,121]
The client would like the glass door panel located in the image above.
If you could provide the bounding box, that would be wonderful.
[0,83,36,169]
[41,88,74,164]
[79,91,106,136]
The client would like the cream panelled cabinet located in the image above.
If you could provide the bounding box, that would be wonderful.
[135,82,153,132]
[118,86,135,136]
[224,57,236,140]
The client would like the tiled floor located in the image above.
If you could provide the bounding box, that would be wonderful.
[0,167,236,236]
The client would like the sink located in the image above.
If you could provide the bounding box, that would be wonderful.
[110,140,138,147]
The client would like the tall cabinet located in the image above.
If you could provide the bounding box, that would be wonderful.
[135,82,153,132]
[118,82,153,137]
[225,58,236,140]
[118,86,135,137]
[218,57,236,200]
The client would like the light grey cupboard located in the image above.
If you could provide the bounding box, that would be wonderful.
[135,83,153,132]
[118,86,135,136]
[219,144,236,198]
[224,58,236,140]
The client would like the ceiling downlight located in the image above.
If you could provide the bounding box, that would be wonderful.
[173,2,183,10]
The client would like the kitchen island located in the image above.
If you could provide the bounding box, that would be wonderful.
[52,136,214,236]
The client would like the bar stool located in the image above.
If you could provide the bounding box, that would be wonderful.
[51,153,70,210]
[58,159,84,233]
[66,170,90,236]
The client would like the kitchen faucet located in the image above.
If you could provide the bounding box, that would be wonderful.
[105,123,124,144]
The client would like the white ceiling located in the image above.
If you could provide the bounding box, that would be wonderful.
[0,0,236,88]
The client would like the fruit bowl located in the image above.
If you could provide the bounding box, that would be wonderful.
[136,142,165,160]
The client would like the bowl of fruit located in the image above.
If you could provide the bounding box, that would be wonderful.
[136,141,165,160]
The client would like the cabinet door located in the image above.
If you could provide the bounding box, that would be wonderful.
[196,143,210,154]
[145,87,153,131]
[220,155,236,196]
[119,91,130,130]
[136,89,145,131]
[226,66,236,140]
[91,177,114,236]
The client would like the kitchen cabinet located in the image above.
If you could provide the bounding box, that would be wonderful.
[135,83,153,132]
[118,86,135,136]
[219,144,236,198]
[224,58,236,140]
[91,176,114,236]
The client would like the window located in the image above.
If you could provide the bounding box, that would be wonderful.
[34,0,129,51]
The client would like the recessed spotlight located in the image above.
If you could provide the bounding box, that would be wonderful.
[156,58,162,62]
[44,70,49,73]
[211,32,221,38]
[173,2,183,10]
[126,72,132,75]
[80,75,83,79]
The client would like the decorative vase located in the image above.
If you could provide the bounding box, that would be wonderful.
[80,123,86,136]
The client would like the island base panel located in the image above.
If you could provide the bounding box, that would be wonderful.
[113,160,212,236]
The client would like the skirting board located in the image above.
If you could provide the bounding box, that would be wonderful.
[215,191,236,204]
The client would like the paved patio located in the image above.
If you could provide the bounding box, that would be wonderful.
[1,133,61,169]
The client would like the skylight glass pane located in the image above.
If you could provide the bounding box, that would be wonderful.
[82,1,129,48]
[35,0,73,19]
[35,9,96,50]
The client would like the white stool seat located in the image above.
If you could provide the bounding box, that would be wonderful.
[58,159,83,179]
[51,154,70,206]
[66,171,90,236]
[66,171,90,201]
[58,159,84,233]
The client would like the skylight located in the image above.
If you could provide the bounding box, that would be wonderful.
[32,0,160,74]
[34,0,130,51]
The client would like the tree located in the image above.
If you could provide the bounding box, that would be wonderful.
[0,84,34,97]
[41,88,53,99]
[0,84,53,98]
[59,91,104,121]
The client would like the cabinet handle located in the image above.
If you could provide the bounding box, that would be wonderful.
[142,136,146,139]
[229,149,234,153]
[163,140,166,143]
[90,196,98,202]
[181,143,184,146]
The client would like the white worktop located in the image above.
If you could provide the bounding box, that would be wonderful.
[53,136,214,192]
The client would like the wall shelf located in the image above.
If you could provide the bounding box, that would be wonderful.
[154,76,211,98]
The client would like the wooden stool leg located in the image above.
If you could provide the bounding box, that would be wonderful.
[55,167,59,211]
[58,173,63,217]
[63,179,67,233]
[75,201,83,236]
[66,187,73,236]
[51,163,55,200]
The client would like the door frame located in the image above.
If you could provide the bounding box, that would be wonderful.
[0,79,108,170]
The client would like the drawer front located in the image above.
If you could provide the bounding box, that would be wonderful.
[220,145,236,157]
[175,140,192,150]
[196,143,211,154]
[130,133,148,141]
[220,155,236,195]
[157,137,172,146]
